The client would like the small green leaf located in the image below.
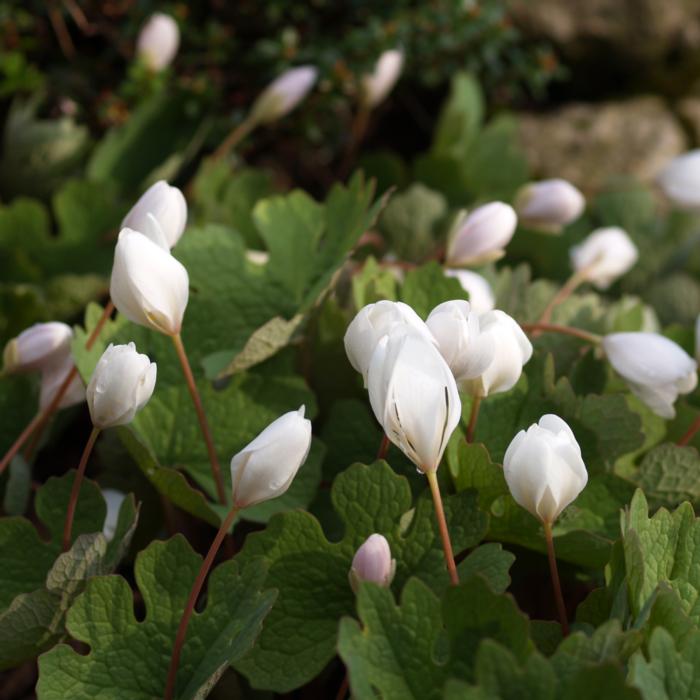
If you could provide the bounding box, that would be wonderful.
[401,262,468,319]
[633,443,700,508]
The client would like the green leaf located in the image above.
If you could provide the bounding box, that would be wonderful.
[37,536,276,700]
[621,490,700,624]
[379,184,447,261]
[629,627,700,700]
[2,455,31,516]
[457,543,515,595]
[432,72,484,159]
[400,262,468,319]
[338,576,531,700]
[234,461,489,691]
[0,486,138,669]
[0,374,37,455]
[633,443,700,509]
[352,255,399,309]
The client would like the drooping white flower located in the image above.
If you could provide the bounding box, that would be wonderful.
[460,310,533,397]
[426,300,496,383]
[121,181,187,250]
[444,269,495,313]
[110,228,189,336]
[344,300,436,385]
[349,534,396,592]
[603,332,697,418]
[136,13,180,72]
[3,322,73,374]
[367,329,461,472]
[250,66,318,125]
[445,202,517,266]
[361,50,404,108]
[230,406,312,508]
[504,414,588,524]
[86,343,157,429]
[515,179,585,233]
[39,354,85,410]
[657,150,700,209]
[570,227,638,289]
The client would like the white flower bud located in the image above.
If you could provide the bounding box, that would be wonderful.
[603,332,697,419]
[367,329,461,472]
[39,354,85,410]
[250,66,318,125]
[504,414,588,524]
[426,300,496,383]
[445,202,517,266]
[86,343,157,429]
[695,315,700,365]
[349,534,396,593]
[444,269,495,313]
[361,50,404,108]
[102,488,126,542]
[344,300,436,385]
[515,179,585,233]
[136,13,179,72]
[230,406,312,508]
[569,227,638,289]
[460,310,533,398]
[121,181,187,250]
[110,228,189,336]
[657,150,700,209]
[3,322,73,374]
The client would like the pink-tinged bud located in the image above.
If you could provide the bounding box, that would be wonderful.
[349,534,396,592]
[657,150,700,209]
[3,322,73,374]
[39,354,85,411]
[362,50,404,108]
[445,202,517,266]
[515,179,585,233]
[136,13,179,72]
[250,66,318,125]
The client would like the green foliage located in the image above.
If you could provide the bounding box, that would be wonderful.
[234,462,490,691]
[37,536,276,700]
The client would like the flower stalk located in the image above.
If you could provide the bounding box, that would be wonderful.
[171,333,227,505]
[543,520,569,636]
[426,470,459,586]
[164,504,240,700]
[62,427,101,551]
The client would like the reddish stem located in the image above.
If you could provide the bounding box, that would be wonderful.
[678,416,700,446]
[171,333,227,505]
[521,322,602,345]
[377,434,390,461]
[211,118,255,161]
[466,396,482,443]
[543,520,569,636]
[164,505,239,700]
[426,470,459,586]
[62,427,100,551]
[335,672,349,700]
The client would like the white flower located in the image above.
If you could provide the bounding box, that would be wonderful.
[121,181,187,250]
[460,310,532,397]
[367,330,461,472]
[349,534,396,592]
[3,322,73,374]
[515,179,585,233]
[657,150,700,209]
[102,488,127,542]
[444,270,495,313]
[136,13,179,72]
[426,300,496,383]
[603,332,698,418]
[230,406,312,508]
[250,66,318,125]
[344,300,436,385]
[570,227,638,289]
[504,414,588,524]
[361,50,404,108]
[445,202,517,266]
[86,343,157,429]
[110,228,189,336]
[39,354,85,410]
